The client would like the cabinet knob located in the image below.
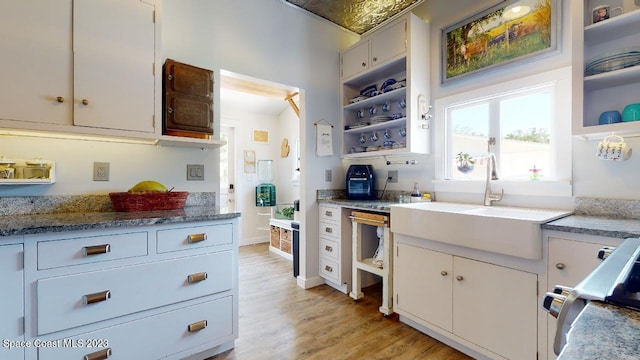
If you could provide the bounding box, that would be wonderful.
[456,275,464,281]
[325,245,333,252]
[556,263,565,270]
[81,99,89,106]
[167,74,174,81]
[325,265,333,272]
[325,211,333,217]
[325,227,332,234]
[187,320,208,333]
[84,348,112,360]
[56,96,64,103]
[361,62,366,67]
[372,57,378,62]
[440,271,448,276]
[168,107,174,114]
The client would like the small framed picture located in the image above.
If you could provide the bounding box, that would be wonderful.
[252,129,269,144]
[592,5,610,24]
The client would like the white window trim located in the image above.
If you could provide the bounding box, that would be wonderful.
[433,66,573,197]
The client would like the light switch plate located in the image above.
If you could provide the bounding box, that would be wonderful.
[187,164,204,181]
[325,169,332,182]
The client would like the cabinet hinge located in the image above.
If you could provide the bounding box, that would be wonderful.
[152,62,155,75]
[396,294,399,305]
[19,250,24,270]
[536,280,539,296]
[152,10,156,23]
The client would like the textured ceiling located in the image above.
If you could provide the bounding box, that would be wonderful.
[286,0,424,35]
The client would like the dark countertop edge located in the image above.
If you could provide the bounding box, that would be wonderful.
[0,207,241,237]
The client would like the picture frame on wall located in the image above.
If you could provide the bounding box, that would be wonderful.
[253,129,269,144]
[441,0,559,83]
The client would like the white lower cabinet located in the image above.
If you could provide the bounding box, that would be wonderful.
[395,240,538,360]
[17,219,238,360]
[0,243,24,360]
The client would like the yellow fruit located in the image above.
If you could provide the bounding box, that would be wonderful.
[128,180,167,193]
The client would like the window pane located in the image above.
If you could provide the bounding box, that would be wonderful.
[500,91,552,179]
[450,103,489,180]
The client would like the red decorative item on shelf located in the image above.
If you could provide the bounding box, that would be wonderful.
[109,191,189,212]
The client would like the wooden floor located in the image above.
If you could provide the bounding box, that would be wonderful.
[207,243,472,360]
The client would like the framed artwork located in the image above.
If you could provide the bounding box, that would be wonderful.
[243,150,256,174]
[253,129,269,144]
[441,0,558,83]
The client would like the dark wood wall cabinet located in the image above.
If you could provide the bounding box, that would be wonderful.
[163,59,214,137]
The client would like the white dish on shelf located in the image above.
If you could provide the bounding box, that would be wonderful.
[349,96,368,104]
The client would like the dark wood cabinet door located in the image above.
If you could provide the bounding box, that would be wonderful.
[163,59,214,136]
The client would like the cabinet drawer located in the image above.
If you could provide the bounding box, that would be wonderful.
[319,257,340,284]
[319,221,340,240]
[157,223,233,253]
[38,296,233,360]
[319,204,340,223]
[37,251,233,335]
[37,232,148,270]
[320,238,339,261]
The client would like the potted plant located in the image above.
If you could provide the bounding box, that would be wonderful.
[456,152,475,174]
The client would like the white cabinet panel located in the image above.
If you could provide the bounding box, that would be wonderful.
[0,0,72,126]
[370,19,406,67]
[37,251,232,335]
[0,244,24,360]
[341,41,370,79]
[38,296,233,360]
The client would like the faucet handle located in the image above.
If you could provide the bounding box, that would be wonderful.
[491,189,504,202]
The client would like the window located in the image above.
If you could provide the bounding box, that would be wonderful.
[434,67,572,197]
[446,85,553,181]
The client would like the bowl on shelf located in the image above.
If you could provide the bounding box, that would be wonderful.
[598,110,622,125]
[622,103,640,122]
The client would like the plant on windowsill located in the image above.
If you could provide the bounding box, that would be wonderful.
[456,152,475,174]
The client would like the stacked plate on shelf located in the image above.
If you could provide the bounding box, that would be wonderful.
[370,115,393,124]
[585,48,640,76]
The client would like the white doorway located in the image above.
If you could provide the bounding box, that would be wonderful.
[219,125,236,213]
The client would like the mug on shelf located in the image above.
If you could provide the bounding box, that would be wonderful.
[592,5,623,24]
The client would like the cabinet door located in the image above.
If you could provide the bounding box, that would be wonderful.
[0,0,72,126]
[0,244,24,360]
[370,19,406,68]
[395,242,453,331]
[547,237,619,359]
[341,41,370,79]
[73,0,155,133]
[453,257,537,360]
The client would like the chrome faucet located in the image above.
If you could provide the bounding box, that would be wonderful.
[484,152,503,206]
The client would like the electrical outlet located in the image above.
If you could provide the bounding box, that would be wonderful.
[187,164,205,181]
[325,169,332,182]
[388,170,398,183]
[93,162,110,181]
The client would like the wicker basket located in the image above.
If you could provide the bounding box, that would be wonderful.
[109,191,189,212]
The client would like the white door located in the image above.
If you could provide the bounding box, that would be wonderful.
[219,126,236,213]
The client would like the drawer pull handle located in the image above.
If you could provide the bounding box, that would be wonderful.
[325,245,333,252]
[325,265,333,272]
[83,290,111,305]
[325,227,332,234]
[187,272,208,284]
[456,276,464,281]
[84,348,112,360]
[83,244,111,257]
[556,263,565,270]
[325,211,333,217]
[187,320,208,332]
[187,233,207,243]
[440,271,448,276]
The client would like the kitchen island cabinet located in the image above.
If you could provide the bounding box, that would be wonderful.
[0,209,239,360]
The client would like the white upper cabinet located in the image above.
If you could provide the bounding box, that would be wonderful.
[0,0,157,136]
[0,0,73,126]
[73,0,155,133]
[340,13,430,158]
[573,2,640,139]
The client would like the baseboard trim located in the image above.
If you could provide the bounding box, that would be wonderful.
[296,275,325,289]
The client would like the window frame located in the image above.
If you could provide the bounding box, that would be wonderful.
[433,67,573,197]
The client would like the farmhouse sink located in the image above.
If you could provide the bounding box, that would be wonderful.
[390,202,572,260]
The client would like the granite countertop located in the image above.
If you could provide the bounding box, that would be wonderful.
[319,199,401,213]
[0,206,241,237]
[558,302,640,360]
[543,215,640,239]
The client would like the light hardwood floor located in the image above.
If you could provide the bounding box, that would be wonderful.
[208,243,472,360]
